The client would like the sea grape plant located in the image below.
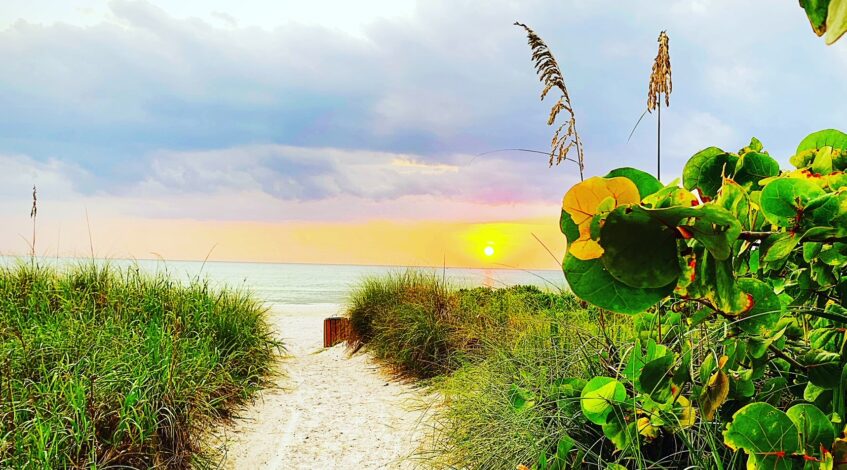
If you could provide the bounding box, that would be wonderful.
[557,129,847,468]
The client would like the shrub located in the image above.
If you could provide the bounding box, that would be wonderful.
[554,129,847,468]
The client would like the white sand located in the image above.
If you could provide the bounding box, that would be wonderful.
[215,305,430,469]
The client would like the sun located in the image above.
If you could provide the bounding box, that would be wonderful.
[483,246,495,257]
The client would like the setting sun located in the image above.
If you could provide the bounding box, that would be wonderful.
[484,246,495,257]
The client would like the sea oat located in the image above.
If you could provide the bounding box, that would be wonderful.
[647,31,672,112]
[515,22,584,180]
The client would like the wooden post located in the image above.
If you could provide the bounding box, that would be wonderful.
[323,317,350,348]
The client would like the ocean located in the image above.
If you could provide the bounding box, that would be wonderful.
[1,257,565,310]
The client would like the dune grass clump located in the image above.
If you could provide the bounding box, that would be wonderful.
[346,271,565,379]
[0,262,278,468]
[346,271,648,468]
[425,309,635,469]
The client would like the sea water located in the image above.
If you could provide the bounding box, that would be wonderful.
[0,257,565,310]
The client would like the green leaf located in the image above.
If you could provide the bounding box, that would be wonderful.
[601,415,634,452]
[605,167,663,199]
[642,204,742,260]
[723,403,800,470]
[803,350,842,389]
[808,191,847,226]
[509,384,536,412]
[707,255,752,314]
[761,377,789,406]
[748,328,786,359]
[683,147,738,198]
[792,129,847,170]
[599,206,681,289]
[552,434,574,470]
[734,151,780,190]
[563,254,674,314]
[761,178,826,227]
[786,404,835,454]
[560,209,579,241]
[638,354,674,403]
[763,232,801,263]
[716,179,753,229]
[812,146,834,175]
[580,377,626,425]
[800,0,831,36]
[804,241,823,262]
[826,0,847,44]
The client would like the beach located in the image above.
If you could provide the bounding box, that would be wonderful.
[217,304,430,469]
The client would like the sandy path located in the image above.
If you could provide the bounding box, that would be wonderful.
[216,305,429,469]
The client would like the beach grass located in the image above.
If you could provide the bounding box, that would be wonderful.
[346,270,638,468]
[346,270,567,378]
[0,261,279,468]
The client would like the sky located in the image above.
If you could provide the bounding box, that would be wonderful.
[0,1,845,268]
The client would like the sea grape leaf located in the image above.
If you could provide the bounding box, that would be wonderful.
[638,354,674,403]
[699,368,729,421]
[642,204,741,260]
[801,0,831,35]
[735,278,783,335]
[803,350,842,388]
[716,179,753,229]
[813,146,835,175]
[562,176,641,260]
[563,254,674,314]
[707,255,752,314]
[509,384,536,412]
[733,151,780,190]
[560,209,579,241]
[826,0,847,44]
[763,232,801,262]
[723,403,800,470]
[683,147,738,198]
[786,404,835,454]
[699,354,716,384]
[792,129,847,170]
[673,395,697,428]
[605,167,663,199]
[602,415,635,452]
[808,191,847,227]
[738,136,765,155]
[748,328,787,359]
[599,206,681,289]
[761,178,827,227]
[760,377,788,406]
[580,377,626,425]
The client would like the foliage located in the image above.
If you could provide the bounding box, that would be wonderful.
[558,129,847,468]
[800,0,847,44]
[346,271,569,378]
[415,289,634,469]
[0,262,278,468]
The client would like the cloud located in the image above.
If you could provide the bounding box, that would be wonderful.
[0,0,845,222]
[139,144,573,204]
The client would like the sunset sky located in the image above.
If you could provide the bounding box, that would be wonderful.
[0,1,845,268]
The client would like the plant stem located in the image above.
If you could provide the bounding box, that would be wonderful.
[657,98,661,182]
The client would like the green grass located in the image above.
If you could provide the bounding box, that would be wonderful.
[346,271,563,378]
[0,261,279,468]
[346,272,753,468]
[346,270,643,469]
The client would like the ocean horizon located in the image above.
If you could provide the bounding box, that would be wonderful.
[0,255,566,309]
